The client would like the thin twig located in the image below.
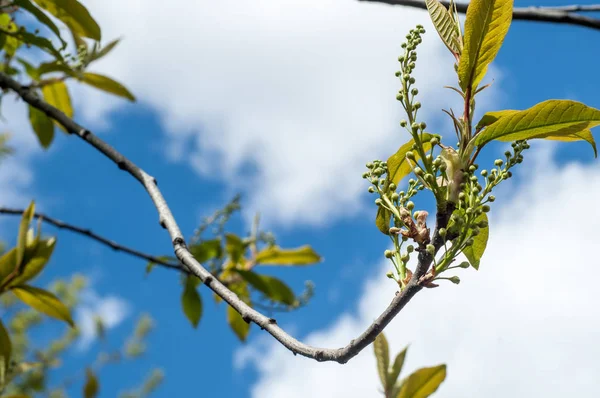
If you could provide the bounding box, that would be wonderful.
[359,1,600,31]
[0,207,187,273]
[0,72,453,363]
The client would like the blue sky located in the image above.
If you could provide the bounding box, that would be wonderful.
[2,0,600,397]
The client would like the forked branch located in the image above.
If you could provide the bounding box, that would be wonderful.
[0,72,452,363]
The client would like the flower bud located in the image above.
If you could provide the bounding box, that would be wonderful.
[439,228,447,238]
[494,159,504,167]
[426,244,435,255]
[391,192,400,201]
[449,276,460,284]
[406,151,416,160]
[375,198,383,206]
[406,201,415,210]
[430,137,439,145]
[386,271,395,279]
[482,205,490,213]
[368,186,375,193]
[488,195,496,202]
[407,245,414,253]
[400,119,407,127]
[458,261,470,269]
[384,250,394,259]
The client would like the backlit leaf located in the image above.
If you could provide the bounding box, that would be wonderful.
[227,305,250,341]
[225,233,246,264]
[235,270,295,305]
[0,319,11,371]
[11,285,74,327]
[9,237,56,287]
[388,346,409,390]
[374,333,390,389]
[42,81,72,132]
[16,201,35,268]
[387,135,433,187]
[426,0,460,55]
[0,248,17,290]
[31,0,101,40]
[14,0,66,48]
[88,38,120,63]
[375,206,392,235]
[462,213,488,270]
[397,364,447,398]
[181,275,203,328]
[83,368,99,398]
[254,245,321,266]
[189,239,222,264]
[474,100,600,153]
[80,73,136,101]
[29,105,55,149]
[458,0,513,91]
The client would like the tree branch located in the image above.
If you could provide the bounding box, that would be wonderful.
[0,207,186,273]
[359,1,600,31]
[0,72,451,364]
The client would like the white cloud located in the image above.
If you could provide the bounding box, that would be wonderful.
[0,95,41,209]
[76,0,503,226]
[237,148,600,397]
[75,287,130,350]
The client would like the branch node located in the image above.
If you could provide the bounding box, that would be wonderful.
[117,160,127,170]
[242,314,251,324]
[268,317,277,324]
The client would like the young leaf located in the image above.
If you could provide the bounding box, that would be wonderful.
[397,364,447,398]
[254,245,321,266]
[80,73,136,101]
[426,0,460,55]
[227,305,250,341]
[375,206,392,235]
[458,0,513,91]
[387,135,433,187]
[42,81,73,131]
[29,105,55,149]
[189,239,222,264]
[374,333,390,389]
[87,38,121,63]
[38,61,76,76]
[31,0,101,41]
[462,213,488,270]
[14,0,66,48]
[235,270,295,305]
[387,346,409,390]
[16,201,35,268]
[0,248,17,289]
[0,319,11,372]
[225,233,246,264]
[83,368,99,398]
[8,237,56,287]
[11,285,75,327]
[474,100,600,151]
[16,58,40,80]
[0,13,20,56]
[181,275,203,328]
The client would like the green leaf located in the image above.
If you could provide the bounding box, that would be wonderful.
[426,0,460,55]
[254,245,321,266]
[3,27,63,60]
[387,135,433,187]
[80,73,136,101]
[181,275,203,328]
[225,233,246,264]
[28,105,55,149]
[375,206,392,235]
[374,333,390,389]
[9,237,56,287]
[0,13,20,56]
[14,0,66,48]
[38,61,76,76]
[235,270,295,305]
[16,201,35,268]
[227,305,250,341]
[0,248,17,290]
[474,101,600,157]
[397,364,447,398]
[458,0,513,91]
[189,239,222,264]
[388,346,409,390]
[462,213,488,270]
[31,0,101,41]
[88,38,121,63]
[0,319,11,372]
[11,285,74,327]
[83,368,99,398]
[42,81,73,131]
